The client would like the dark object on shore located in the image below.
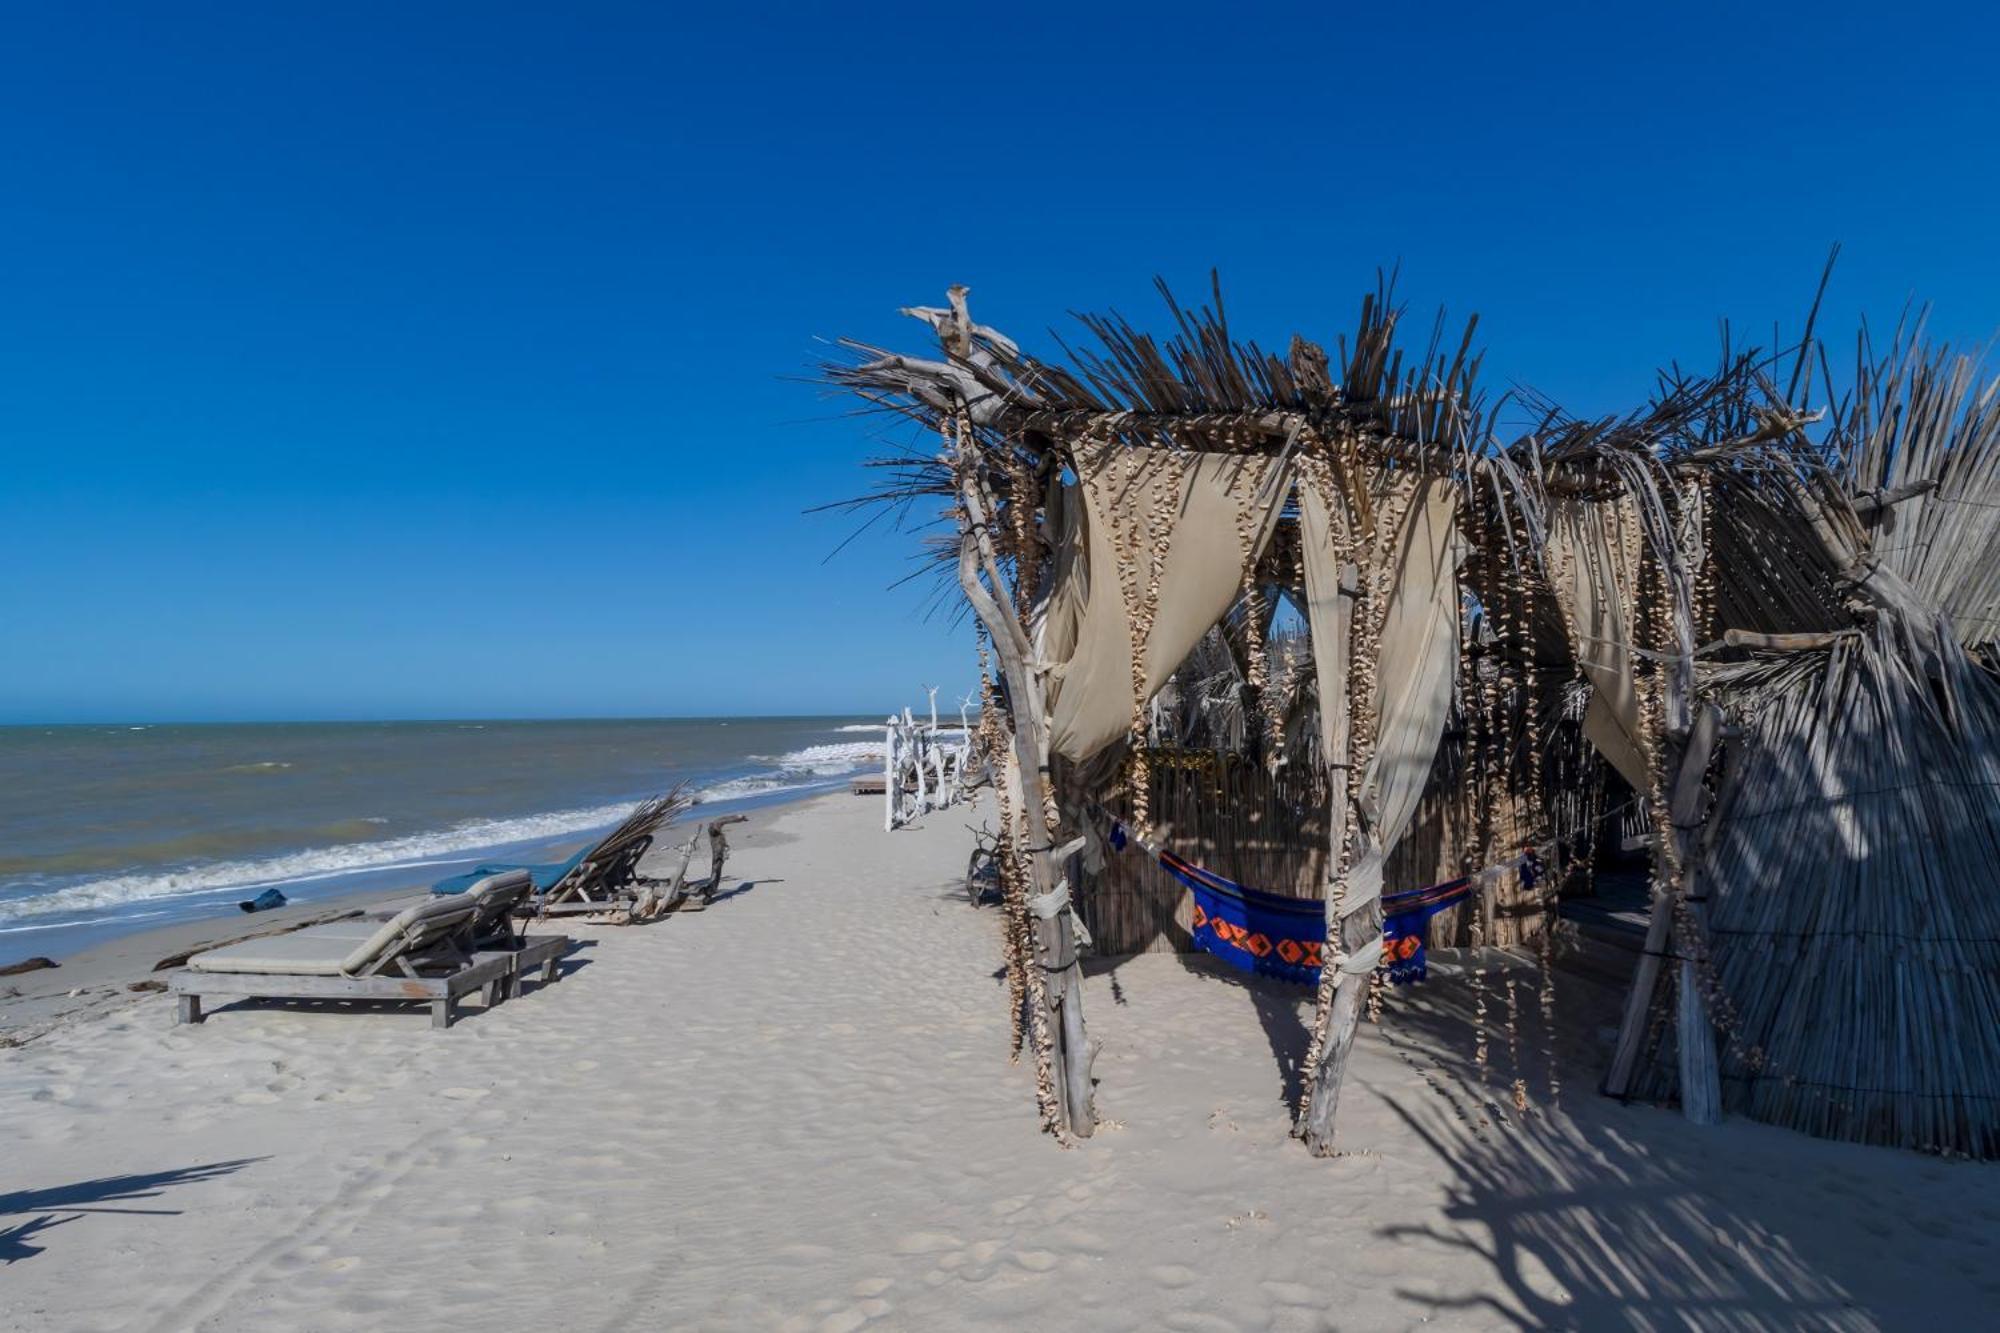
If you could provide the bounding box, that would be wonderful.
[128,978,167,993]
[238,888,287,913]
[0,956,58,977]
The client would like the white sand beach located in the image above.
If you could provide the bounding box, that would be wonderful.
[3,791,1996,1331]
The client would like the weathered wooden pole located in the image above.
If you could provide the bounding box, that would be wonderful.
[951,433,1096,1138]
[1668,704,1723,1122]
[882,715,898,831]
[1299,562,1365,1155]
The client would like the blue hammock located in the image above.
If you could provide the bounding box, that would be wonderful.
[1110,821,1541,986]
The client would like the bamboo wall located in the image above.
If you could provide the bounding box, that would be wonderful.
[1079,744,1554,958]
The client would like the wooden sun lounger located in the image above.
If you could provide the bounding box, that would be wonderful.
[306,870,574,1005]
[171,957,511,1031]
[169,894,507,1030]
[431,791,693,920]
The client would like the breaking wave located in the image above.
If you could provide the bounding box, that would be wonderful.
[0,800,641,926]
[693,740,883,803]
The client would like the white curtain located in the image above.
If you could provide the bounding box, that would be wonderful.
[1043,446,1286,762]
[1300,473,1464,927]
[1543,494,1650,789]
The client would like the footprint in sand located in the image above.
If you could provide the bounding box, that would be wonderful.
[1165,1314,1245,1333]
[321,1257,361,1273]
[850,1278,894,1298]
[439,1086,490,1101]
[1012,1250,1059,1272]
[572,1059,599,1072]
[894,1231,961,1256]
[1149,1264,1198,1289]
[232,1091,281,1106]
[314,1088,374,1105]
[1261,1281,1318,1307]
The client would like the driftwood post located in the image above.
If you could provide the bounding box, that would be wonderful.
[1299,563,1363,1155]
[951,428,1096,1139]
[1602,489,1723,1119]
[1603,703,1723,1110]
[882,715,897,831]
[1668,705,1723,1122]
[703,814,748,904]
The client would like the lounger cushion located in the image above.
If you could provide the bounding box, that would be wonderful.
[431,847,589,896]
[188,929,358,976]
[190,895,476,977]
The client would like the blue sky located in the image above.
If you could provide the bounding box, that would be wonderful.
[3,2,1997,721]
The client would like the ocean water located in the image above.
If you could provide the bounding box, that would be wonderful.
[0,716,889,963]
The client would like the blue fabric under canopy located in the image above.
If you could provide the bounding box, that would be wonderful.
[431,842,592,897]
[1109,819,1540,986]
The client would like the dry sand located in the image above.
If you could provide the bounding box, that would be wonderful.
[2,791,1995,1331]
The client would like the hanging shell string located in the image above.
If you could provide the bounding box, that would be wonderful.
[1107,443,1186,833]
[974,620,1029,1066]
[1460,489,1494,1079]
[1294,446,1355,1120]
[1359,465,1409,1027]
[1231,461,1277,753]
[955,414,1068,1145]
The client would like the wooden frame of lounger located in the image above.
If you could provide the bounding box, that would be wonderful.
[170,896,510,1031]
[456,871,572,997]
[171,959,511,1031]
[311,872,574,1006]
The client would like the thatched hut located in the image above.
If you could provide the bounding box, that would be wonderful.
[825,275,2000,1158]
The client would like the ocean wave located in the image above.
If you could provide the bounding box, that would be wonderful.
[756,740,884,774]
[692,740,883,803]
[695,772,842,803]
[0,800,643,924]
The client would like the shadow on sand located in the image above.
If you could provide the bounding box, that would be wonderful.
[1,1159,264,1264]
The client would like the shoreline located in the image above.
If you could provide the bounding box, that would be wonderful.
[0,769,870,976]
[0,787,849,1043]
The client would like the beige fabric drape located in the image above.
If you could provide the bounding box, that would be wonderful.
[1543,494,1650,789]
[1042,446,1285,762]
[1300,472,1464,925]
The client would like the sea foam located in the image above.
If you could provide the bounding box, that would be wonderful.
[0,800,642,925]
[0,738,890,930]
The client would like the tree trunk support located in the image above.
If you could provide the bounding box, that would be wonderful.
[1299,563,1362,1156]
[952,432,1095,1139]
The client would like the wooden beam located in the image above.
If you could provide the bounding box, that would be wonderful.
[1298,563,1363,1156]
[1602,703,1724,1108]
[1670,704,1723,1124]
[953,439,1095,1139]
[1718,628,1857,653]
[1850,477,1938,518]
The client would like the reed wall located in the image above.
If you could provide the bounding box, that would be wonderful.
[1079,745,1557,957]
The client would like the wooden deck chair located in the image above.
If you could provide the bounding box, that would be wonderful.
[168,895,508,1030]
[311,871,567,1002]
[428,789,693,917]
